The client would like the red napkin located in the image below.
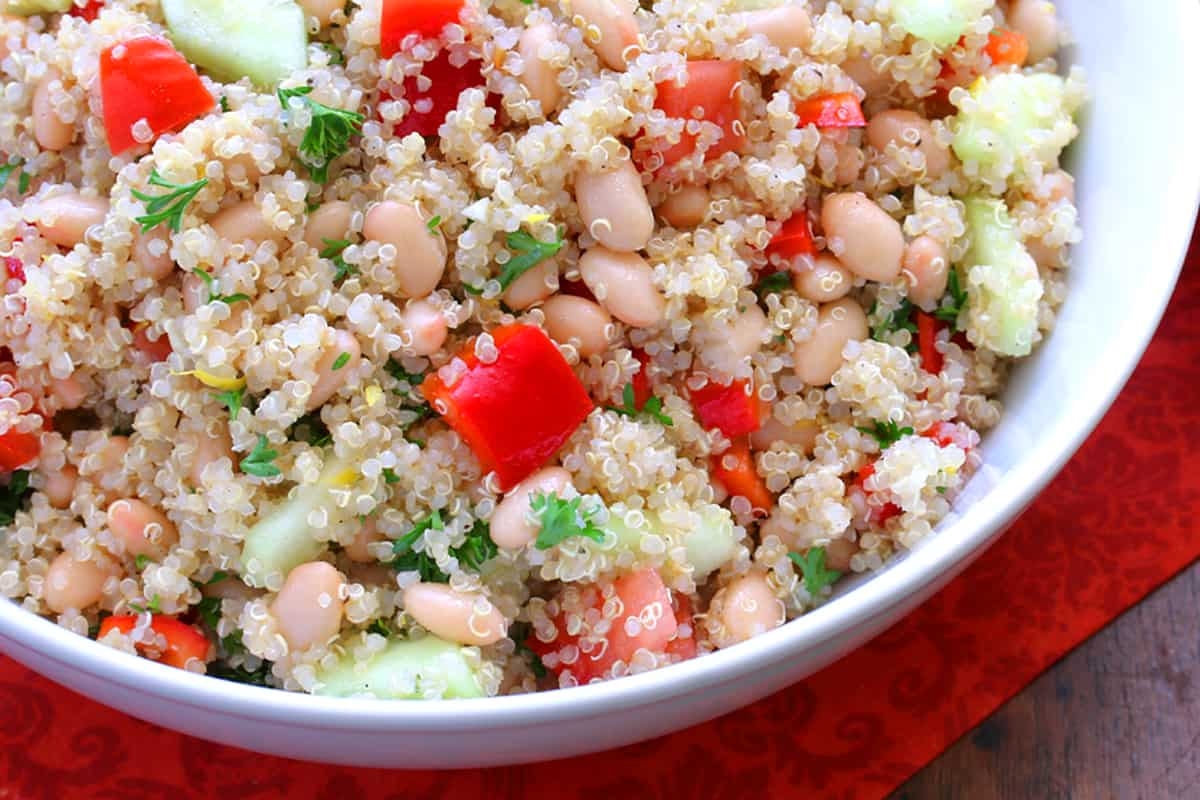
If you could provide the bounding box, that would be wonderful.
[2,225,1197,800]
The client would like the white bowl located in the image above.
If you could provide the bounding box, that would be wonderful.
[3,0,1199,769]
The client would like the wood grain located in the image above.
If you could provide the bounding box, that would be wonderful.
[891,562,1200,800]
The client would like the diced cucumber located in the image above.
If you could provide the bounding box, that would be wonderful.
[315,635,485,700]
[959,196,1043,357]
[604,509,652,553]
[162,0,307,87]
[951,72,1079,180]
[683,504,738,580]
[890,0,990,48]
[4,0,71,15]
[240,455,356,587]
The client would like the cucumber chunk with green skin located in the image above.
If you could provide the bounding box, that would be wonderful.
[162,0,307,87]
[4,0,71,15]
[683,504,738,580]
[890,0,990,48]
[240,455,357,587]
[315,635,485,699]
[960,196,1043,357]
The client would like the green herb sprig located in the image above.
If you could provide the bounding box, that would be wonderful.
[856,419,914,449]
[531,493,605,550]
[606,382,673,426]
[0,159,31,195]
[239,434,281,477]
[0,470,32,527]
[277,86,364,185]
[933,270,967,330]
[193,268,250,305]
[871,299,918,349]
[498,229,563,290]
[129,594,162,614]
[133,169,208,233]
[319,237,358,285]
[509,621,547,678]
[755,271,791,299]
[788,547,842,596]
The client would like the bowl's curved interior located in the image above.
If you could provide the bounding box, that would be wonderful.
[1,0,1198,769]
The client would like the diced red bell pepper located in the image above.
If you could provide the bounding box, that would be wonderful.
[765,210,816,268]
[794,92,866,129]
[3,256,25,286]
[384,52,492,139]
[630,349,652,410]
[380,0,465,58]
[526,567,682,684]
[916,310,943,375]
[852,462,901,525]
[983,29,1029,68]
[690,378,762,439]
[0,429,40,471]
[69,0,104,21]
[664,593,698,661]
[652,60,746,169]
[99,615,211,670]
[711,438,773,514]
[131,323,173,363]
[423,324,593,490]
[922,420,975,453]
[100,36,214,155]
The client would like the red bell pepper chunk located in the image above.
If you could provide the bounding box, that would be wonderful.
[664,593,698,662]
[690,378,762,439]
[385,51,491,139]
[852,462,901,524]
[423,324,593,490]
[983,29,1029,68]
[0,429,40,471]
[916,310,944,375]
[100,36,214,155]
[380,0,465,58]
[69,0,104,21]
[711,438,773,514]
[652,60,746,169]
[630,349,653,410]
[766,210,816,267]
[794,92,866,129]
[3,256,25,286]
[99,615,211,670]
[922,420,974,453]
[526,567,682,684]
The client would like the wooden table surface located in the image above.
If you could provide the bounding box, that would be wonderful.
[891,561,1200,799]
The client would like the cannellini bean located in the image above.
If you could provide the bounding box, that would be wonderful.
[502,257,558,310]
[48,373,87,410]
[707,304,768,368]
[1025,236,1061,269]
[1009,0,1060,63]
[399,298,448,356]
[866,109,951,180]
[185,424,234,486]
[749,415,819,454]
[132,229,174,281]
[362,201,447,298]
[271,561,345,651]
[541,295,612,357]
[298,0,343,26]
[577,247,665,328]
[902,235,950,310]
[210,199,279,245]
[792,297,868,386]
[735,3,812,53]
[820,193,904,283]
[32,70,75,152]
[403,582,506,646]
[518,23,563,114]
[94,435,129,474]
[44,553,111,614]
[106,498,178,559]
[306,328,361,411]
[575,157,654,252]
[344,519,384,563]
[823,538,857,572]
[716,572,784,646]
[572,0,639,71]
[35,193,108,249]
[304,200,353,249]
[40,465,77,510]
[792,253,853,303]
[657,184,709,228]
[1034,170,1075,205]
[841,55,889,96]
[490,466,572,550]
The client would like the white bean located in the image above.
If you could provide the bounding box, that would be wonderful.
[793,253,853,303]
[362,201,447,298]
[657,184,709,228]
[503,257,558,310]
[866,109,951,180]
[304,200,353,249]
[35,193,108,249]
[32,70,74,152]
[577,246,665,328]
[210,199,280,245]
[1009,0,1060,63]
[133,229,174,281]
[306,329,361,411]
[40,465,77,510]
[44,553,111,614]
[820,192,904,283]
[518,23,563,115]
[344,519,383,563]
[902,235,949,310]
[715,572,784,646]
[298,0,343,26]
[184,424,234,486]
[490,466,572,550]
[400,298,448,357]
[750,415,819,454]
[575,157,654,253]
[106,498,178,559]
[706,304,767,369]
[271,561,345,651]
[572,0,639,71]
[403,582,506,646]
[541,295,612,357]
[792,297,868,386]
[735,3,812,54]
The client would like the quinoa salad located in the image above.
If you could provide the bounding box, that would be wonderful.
[0,0,1084,698]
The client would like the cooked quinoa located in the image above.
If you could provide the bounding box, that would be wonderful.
[0,0,1083,697]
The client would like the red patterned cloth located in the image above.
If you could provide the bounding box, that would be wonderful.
[2,225,1197,800]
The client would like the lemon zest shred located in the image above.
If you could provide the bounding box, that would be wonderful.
[171,369,246,391]
[364,384,383,407]
[524,212,550,224]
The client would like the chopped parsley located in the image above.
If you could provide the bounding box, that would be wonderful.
[320,42,345,66]
[320,237,358,285]
[382,467,400,484]
[196,595,222,629]
[213,386,246,421]
[498,228,564,290]
[367,618,392,637]
[132,169,209,233]
[606,382,673,426]
[933,269,967,330]
[331,352,351,371]
[453,519,497,572]
[755,270,791,299]
[0,159,30,195]
[508,621,546,678]
[290,411,332,447]
[0,470,33,527]
[531,493,605,550]
[857,419,914,449]
[384,361,424,388]
[205,570,229,585]
[135,554,151,571]
[208,658,272,686]
[239,434,281,477]
[426,215,442,234]
[871,299,918,349]
[788,547,842,596]
[193,268,250,305]
[391,510,446,582]
[129,594,162,614]
[277,85,365,184]
[219,95,230,112]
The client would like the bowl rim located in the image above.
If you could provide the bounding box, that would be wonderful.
[3,1,1200,738]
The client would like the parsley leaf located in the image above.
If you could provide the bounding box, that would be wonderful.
[320,42,345,66]
[531,492,606,550]
[132,169,208,233]
[331,351,351,371]
[196,595,222,629]
[606,382,673,426]
[277,86,365,184]
[193,268,250,305]
[856,420,914,449]
[382,467,400,484]
[205,570,229,585]
[135,554,151,571]
[933,269,967,330]
[320,237,358,285]
[755,271,791,299]
[452,519,497,572]
[239,434,281,477]
[213,387,246,421]
[290,411,332,447]
[426,215,442,234]
[0,159,30,195]
[384,361,424,388]
[871,299,918,349]
[391,511,449,581]
[367,618,392,637]
[498,229,563,290]
[0,470,32,527]
[129,594,161,614]
[788,547,842,596]
[508,621,547,678]
[219,95,230,112]
[208,658,272,686]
